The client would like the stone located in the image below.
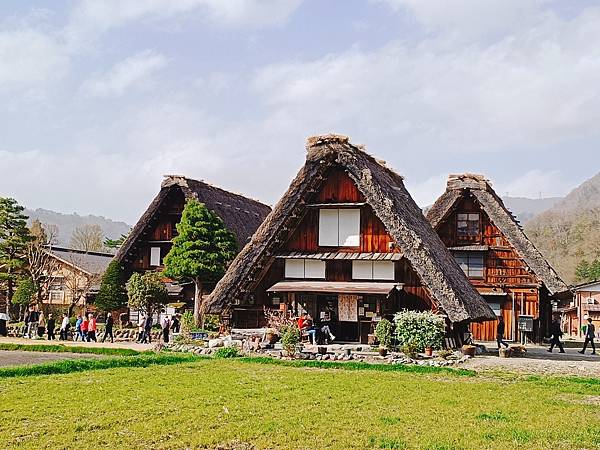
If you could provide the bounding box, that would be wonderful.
[208,338,224,348]
[224,339,243,348]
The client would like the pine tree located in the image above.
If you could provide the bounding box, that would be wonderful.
[163,199,237,325]
[0,198,33,315]
[95,260,128,313]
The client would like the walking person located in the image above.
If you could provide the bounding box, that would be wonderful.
[22,307,31,337]
[548,318,565,353]
[161,315,171,343]
[102,313,114,343]
[579,318,596,355]
[28,307,39,338]
[74,315,83,341]
[142,314,153,344]
[81,314,89,342]
[87,313,97,342]
[496,316,509,350]
[137,315,146,343]
[47,314,56,340]
[171,314,180,334]
[37,311,46,338]
[59,313,69,340]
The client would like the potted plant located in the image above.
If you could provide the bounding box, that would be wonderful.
[375,318,393,357]
[394,310,445,358]
[264,327,278,344]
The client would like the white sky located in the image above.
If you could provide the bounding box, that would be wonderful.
[1,0,599,223]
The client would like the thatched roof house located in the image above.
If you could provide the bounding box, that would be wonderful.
[427,174,568,297]
[115,175,271,270]
[205,135,494,326]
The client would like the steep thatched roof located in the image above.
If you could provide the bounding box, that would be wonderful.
[115,176,271,263]
[205,135,495,323]
[427,174,569,296]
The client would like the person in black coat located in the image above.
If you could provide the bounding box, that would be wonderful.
[47,314,56,340]
[579,318,596,355]
[102,314,114,343]
[496,316,509,349]
[548,318,565,353]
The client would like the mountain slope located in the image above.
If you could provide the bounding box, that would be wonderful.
[26,208,132,247]
[502,196,563,224]
[525,172,600,284]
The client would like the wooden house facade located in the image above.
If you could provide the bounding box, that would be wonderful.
[115,176,271,307]
[427,174,570,342]
[559,281,600,338]
[205,135,494,343]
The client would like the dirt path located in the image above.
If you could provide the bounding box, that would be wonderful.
[464,346,600,377]
[0,350,105,367]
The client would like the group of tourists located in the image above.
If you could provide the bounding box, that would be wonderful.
[136,313,180,344]
[496,314,596,355]
[297,312,335,345]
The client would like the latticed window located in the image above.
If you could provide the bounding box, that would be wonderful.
[457,213,480,238]
[454,252,484,278]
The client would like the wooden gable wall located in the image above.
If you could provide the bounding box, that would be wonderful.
[285,168,399,254]
[436,195,539,288]
[130,188,185,271]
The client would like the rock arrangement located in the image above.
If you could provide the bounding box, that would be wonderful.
[164,338,473,367]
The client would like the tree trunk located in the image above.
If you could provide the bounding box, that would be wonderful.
[6,275,13,316]
[193,278,203,327]
[68,302,75,318]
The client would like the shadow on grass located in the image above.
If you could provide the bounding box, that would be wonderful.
[0,353,199,378]
[237,356,477,376]
[0,342,145,357]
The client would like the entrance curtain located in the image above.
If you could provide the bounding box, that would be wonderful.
[338,294,358,321]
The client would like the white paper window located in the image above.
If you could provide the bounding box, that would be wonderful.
[339,209,360,246]
[150,247,161,266]
[352,261,395,280]
[318,208,360,247]
[318,209,339,246]
[373,261,395,280]
[304,259,326,279]
[284,259,305,278]
[285,259,325,279]
[352,261,373,280]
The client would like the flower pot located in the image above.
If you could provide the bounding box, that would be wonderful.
[424,347,433,357]
[265,333,278,344]
[317,346,327,355]
[378,347,388,357]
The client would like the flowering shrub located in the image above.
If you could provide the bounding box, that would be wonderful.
[394,310,445,352]
[264,307,296,335]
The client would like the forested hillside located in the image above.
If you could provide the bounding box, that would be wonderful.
[525,172,600,284]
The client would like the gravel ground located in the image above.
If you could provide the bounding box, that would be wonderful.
[464,346,600,376]
[0,350,104,367]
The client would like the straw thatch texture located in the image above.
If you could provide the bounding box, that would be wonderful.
[426,174,569,296]
[205,135,494,323]
[115,176,271,263]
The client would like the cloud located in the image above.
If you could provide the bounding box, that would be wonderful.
[0,28,68,91]
[376,0,548,40]
[252,6,600,155]
[498,169,574,199]
[81,50,167,97]
[65,0,302,46]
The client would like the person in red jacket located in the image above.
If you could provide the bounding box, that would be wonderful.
[81,315,89,342]
[87,313,97,342]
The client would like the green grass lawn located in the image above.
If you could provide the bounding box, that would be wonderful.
[1,359,599,450]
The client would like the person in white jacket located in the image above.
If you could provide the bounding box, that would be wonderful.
[59,313,70,340]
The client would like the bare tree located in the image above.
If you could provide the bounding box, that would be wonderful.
[62,253,102,317]
[70,224,104,252]
[26,221,60,309]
